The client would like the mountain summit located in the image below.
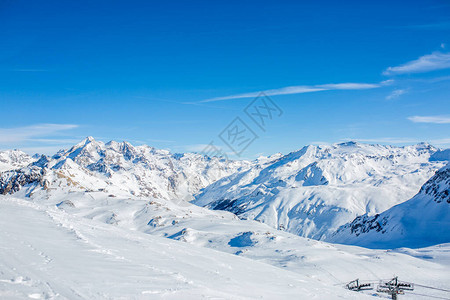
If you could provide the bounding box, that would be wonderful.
[0,137,252,200]
[0,139,447,243]
[193,142,445,239]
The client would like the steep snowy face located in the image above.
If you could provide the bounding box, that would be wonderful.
[0,137,252,200]
[0,150,35,172]
[329,163,450,248]
[193,142,446,240]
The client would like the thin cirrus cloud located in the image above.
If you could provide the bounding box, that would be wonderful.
[408,115,450,124]
[383,51,450,75]
[386,89,407,100]
[183,144,212,152]
[402,22,450,30]
[0,124,79,144]
[343,137,421,144]
[200,82,381,103]
[343,137,450,147]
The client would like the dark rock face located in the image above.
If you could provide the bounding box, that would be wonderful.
[207,199,248,215]
[419,165,450,203]
[343,214,389,236]
[0,167,46,195]
[330,163,450,246]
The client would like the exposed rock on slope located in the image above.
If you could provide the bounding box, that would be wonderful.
[0,137,252,201]
[328,163,450,248]
[193,142,446,240]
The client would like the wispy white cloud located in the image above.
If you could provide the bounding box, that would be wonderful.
[145,138,177,143]
[27,138,82,144]
[308,141,332,145]
[315,83,381,89]
[408,75,450,83]
[430,138,450,148]
[179,143,239,157]
[183,144,214,152]
[408,115,450,124]
[383,52,450,75]
[0,124,79,144]
[200,82,381,102]
[402,22,450,30]
[386,89,407,100]
[343,137,421,144]
[16,146,70,155]
[342,137,450,148]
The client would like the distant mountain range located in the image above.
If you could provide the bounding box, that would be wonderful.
[0,137,448,248]
[194,142,448,240]
[0,149,36,172]
[0,137,252,200]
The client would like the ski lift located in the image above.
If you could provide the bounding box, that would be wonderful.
[377,277,414,299]
[346,279,374,291]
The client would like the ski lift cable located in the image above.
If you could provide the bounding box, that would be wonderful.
[414,284,450,293]
[408,292,450,299]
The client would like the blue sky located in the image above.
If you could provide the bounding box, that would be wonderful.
[0,0,449,158]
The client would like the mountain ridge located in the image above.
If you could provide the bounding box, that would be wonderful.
[193,141,446,239]
[1,138,448,243]
[0,137,449,298]
[328,162,450,248]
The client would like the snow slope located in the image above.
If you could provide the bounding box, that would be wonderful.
[194,142,446,240]
[329,163,450,248]
[2,193,450,299]
[0,197,372,300]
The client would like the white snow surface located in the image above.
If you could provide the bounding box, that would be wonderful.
[1,197,372,299]
[329,163,450,248]
[194,142,446,240]
[1,192,449,299]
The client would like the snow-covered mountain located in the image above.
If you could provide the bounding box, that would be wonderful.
[1,139,447,245]
[0,137,252,200]
[193,142,446,240]
[329,163,450,248]
[1,138,450,298]
[0,149,36,172]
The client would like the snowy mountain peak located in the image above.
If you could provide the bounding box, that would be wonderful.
[336,141,360,147]
[84,136,96,143]
[68,136,97,150]
[194,142,446,240]
[0,138,253,201]
[1,138,448,245]
[0,149,36,172]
